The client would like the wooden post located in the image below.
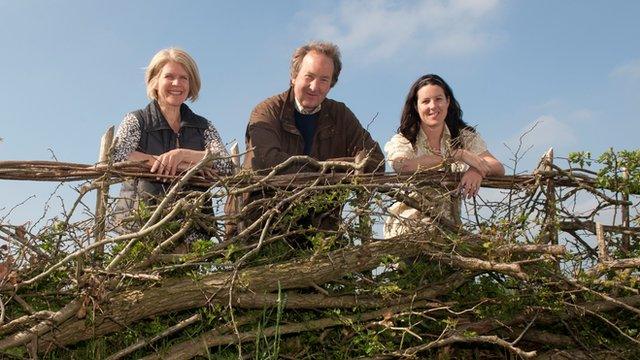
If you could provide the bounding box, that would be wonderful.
[596,222,610,263]
[621,167,630,255]
[94,126,115,251]
[536,148,557,245]
[354,152,372,237]
[230,142,244,233]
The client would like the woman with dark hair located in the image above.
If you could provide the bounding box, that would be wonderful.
[384,74,504,237]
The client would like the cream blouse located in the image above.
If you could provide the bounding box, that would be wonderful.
[384,126,487,172]
[382,126,488,238]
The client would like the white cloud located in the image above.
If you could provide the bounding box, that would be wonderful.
[610,59,640,80]
[503,115,577,168]
[567,108,595,122]
[300,0,501,62]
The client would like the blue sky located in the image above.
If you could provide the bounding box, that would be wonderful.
[1,0,639,225]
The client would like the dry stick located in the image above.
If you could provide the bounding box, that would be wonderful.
[493,244,566,256]
[8,294,34,315]
[105,313,202,360]
[1,159,616,196]
[0,226,46,259]
[564,301,640,346]
[107,150,216,270]
[136,219,194,269]
[224,158,351,234]
[587,257,640,278]
[83,269,161,281]
[224,168,328,356]
[563,277,640,316]
[140,300,438,360]
[433,252,528,280]
[220,169,336,247]
[232,158,330,264]
[510,311,539,346]
[227,212,276,359]
[0,299,81,350]
[227,154,367,196]
[137,314,259,360]
[0,294,4,326]
[16,202,185,289]
[399,334,537,359]
[0,310,56,337]
[546,164,633,205]
[558,220,640,236]
[34,238,429,348]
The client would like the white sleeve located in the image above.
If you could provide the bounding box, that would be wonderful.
[384,134,415,163]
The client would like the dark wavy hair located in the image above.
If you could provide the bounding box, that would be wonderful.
[398,74,474,149]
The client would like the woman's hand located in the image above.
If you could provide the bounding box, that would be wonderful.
[458,167,484,199]
[150,149,200,176]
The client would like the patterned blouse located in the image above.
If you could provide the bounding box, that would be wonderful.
[113,112,234,175]
[384,126,487,172]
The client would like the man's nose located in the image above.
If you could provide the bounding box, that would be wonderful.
[308,79,317,91]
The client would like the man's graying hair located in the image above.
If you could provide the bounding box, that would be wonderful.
[290,41,342,87]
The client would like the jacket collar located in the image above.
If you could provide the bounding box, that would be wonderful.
[145,101,207,132]
[280,87,333,136]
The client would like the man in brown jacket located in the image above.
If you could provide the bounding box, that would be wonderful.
[242,41,384,174]
[228,41,384,243]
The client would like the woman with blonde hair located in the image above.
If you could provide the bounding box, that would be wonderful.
[112,48,231,234]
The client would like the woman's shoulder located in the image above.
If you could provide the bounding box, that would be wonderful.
[384,133,414,160]
[460,126,488,153]
[387,133,411,144]
[120,111,141,128]
[181,103,210,129]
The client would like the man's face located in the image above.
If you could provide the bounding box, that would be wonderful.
[291,51,334,112]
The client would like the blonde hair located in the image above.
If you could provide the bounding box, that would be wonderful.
[145,48,201,101]
[290,41,342,88]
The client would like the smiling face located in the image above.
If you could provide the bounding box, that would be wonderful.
[291,51,334,112]
[156,61,190,108]
[416,84,450,130]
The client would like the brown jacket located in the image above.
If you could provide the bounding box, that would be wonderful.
[243,88,384,173]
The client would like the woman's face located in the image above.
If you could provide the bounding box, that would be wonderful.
[156,61,190,107]
[416,84,450,129]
